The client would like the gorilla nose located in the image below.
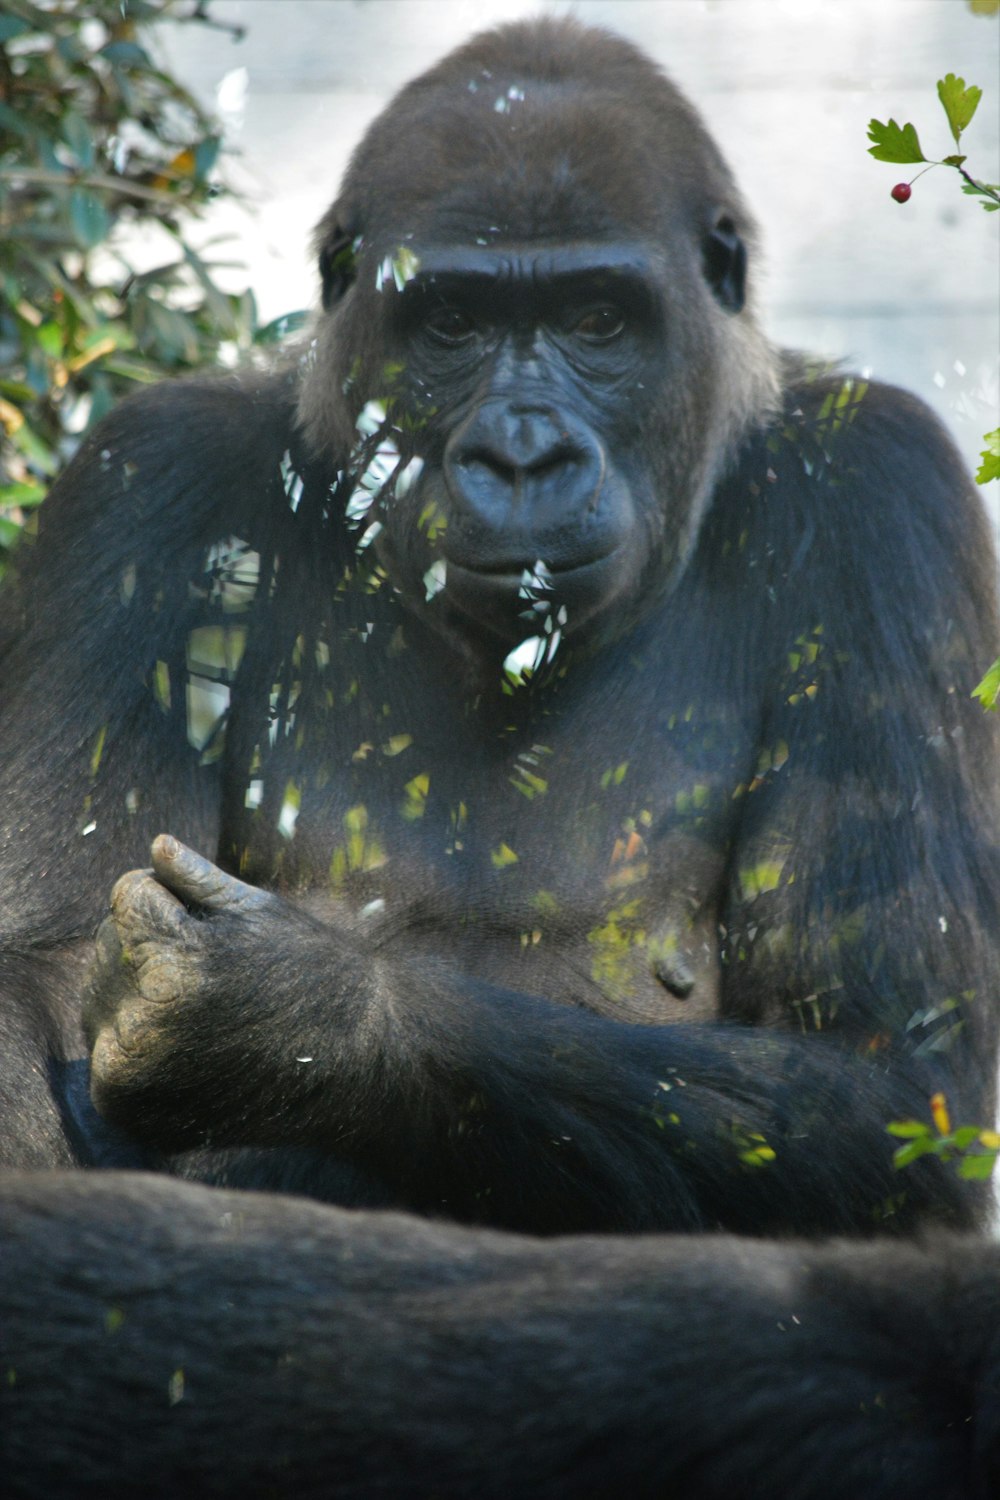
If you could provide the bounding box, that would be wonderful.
[445,404,601,530]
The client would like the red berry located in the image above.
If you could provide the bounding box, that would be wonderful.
[891,182,912,204]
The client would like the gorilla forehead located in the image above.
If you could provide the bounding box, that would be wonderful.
[337,20,745,249]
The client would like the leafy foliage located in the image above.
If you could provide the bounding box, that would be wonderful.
[977,428,1000,487]
[0,0,292,567]
[868,71,1000,212]
[889,1092,999,1182]
[972,656,1000,711]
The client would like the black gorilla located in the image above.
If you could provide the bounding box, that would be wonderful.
[2,18,999,1497]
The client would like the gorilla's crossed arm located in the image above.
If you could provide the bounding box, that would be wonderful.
[83,832,981,1235]
[4,1171,1000,1500]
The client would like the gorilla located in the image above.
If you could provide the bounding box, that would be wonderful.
[1,18,999,1498]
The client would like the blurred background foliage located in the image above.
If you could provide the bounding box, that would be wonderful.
[0,0,296,569]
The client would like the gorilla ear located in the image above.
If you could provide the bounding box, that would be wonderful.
[702,215,747,314]
[318,224,359,310]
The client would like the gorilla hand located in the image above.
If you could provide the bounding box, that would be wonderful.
[83,836,359,1151]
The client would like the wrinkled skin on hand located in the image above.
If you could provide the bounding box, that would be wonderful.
[83,836,332,1146]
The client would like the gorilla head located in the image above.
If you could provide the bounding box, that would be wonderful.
[299,19,779,664]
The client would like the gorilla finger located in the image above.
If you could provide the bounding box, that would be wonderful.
[151,834,270,914]
[82,928,141,1043]
[110,867,187,942]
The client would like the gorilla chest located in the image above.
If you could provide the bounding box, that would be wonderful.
[233,712,738,1025]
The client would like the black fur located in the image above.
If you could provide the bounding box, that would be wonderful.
[0,18,998,1495]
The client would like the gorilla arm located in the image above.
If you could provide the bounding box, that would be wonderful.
[0,375,295,1168]
[3,1169,999,1500]
[84,832,987,1238]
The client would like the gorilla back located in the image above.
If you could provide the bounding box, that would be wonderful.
[1,18,999,1497]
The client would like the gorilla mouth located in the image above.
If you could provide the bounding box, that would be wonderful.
[440,550,625,640]
[445,551,617,592]
[443,537,622,585]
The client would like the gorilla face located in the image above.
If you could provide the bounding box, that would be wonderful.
[369,240,668,649]
[301,22,779,668]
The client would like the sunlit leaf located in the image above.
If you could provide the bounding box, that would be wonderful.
[975,429,1000,485]
[10,420,58,475]
[936,74,982,145]
[867,118,926,164]
[957,1154,997,1180]
[972,658,1000,711]
[892,1137,935,1168]
[0,481,46,508]
[886,1120,931,1139]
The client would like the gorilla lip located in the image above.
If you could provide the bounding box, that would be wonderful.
[441,550,626,637]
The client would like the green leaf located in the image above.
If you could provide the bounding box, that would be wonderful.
[0,516,23,547]
[102,357,165,384]
[886,1120,931,1139]
[0,481,46,508]
[892,1137,935,1168]
[35,322,63,358]
[0,98,37,140]
[957,1154,997,1181]
[100,41,153,68]
[61,111,95,170]
[867,118,926,164]
[69,189,111,250]
[937,73,982,145]
[973,658,1000,711]
[941,155,967,168]
[255,310,309,344]
[0,16,32,42]
[976,430,1000,485]
[10,420,58,476]
[0,379,38,403]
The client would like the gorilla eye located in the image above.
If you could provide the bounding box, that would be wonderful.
[424,307,478,347]
[573,307,625,343]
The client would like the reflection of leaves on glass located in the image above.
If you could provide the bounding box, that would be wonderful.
[510,744,550,800]
[972,657,1000,711]
[329,805,388,891]
[502,603,567,691]
[889,1091,999,1182]
[724,1121,776,1170]
[423,559,447,601]
[401,774,430,822]
[374,245,420,293]
[588,898,646,1000]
